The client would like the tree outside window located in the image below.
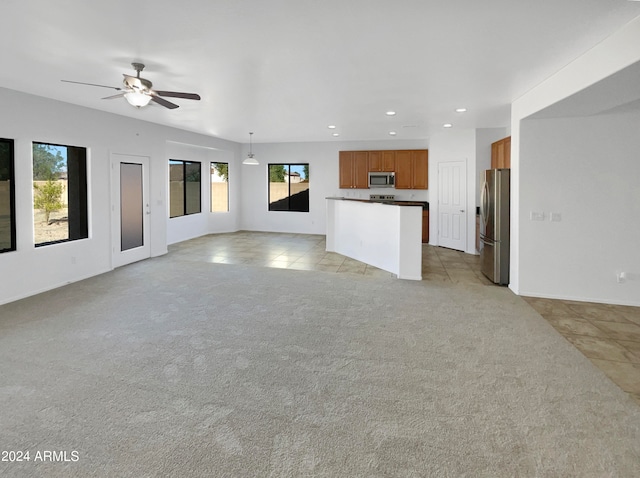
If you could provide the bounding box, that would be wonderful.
[211,162,229,212]
[268,164,309,212]
[170,160,201,218]
[32,142,88,246]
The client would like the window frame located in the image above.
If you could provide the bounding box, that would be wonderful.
[0,138,16,253]
[267,163,310,213]
[169,159,202,218]
[32,141,88,248]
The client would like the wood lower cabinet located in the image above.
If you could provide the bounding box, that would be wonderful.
[395,150,428,189]
[339,151,369,189]
[491,136,511,169]
[369,151,396,172]
[422,210,429,243]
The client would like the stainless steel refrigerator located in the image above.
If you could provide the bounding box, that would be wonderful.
[480,169,510,285]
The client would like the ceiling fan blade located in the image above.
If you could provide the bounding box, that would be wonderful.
[151,95,179,109]
[153,90,201,100]
[102,93,126,100]
[61,79,122,91]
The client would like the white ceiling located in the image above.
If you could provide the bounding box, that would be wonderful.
[2,0,640,144]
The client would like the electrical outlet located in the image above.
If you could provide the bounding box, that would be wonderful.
[616,272,639,283]
[530,211,545,221]
[550,212,562,222]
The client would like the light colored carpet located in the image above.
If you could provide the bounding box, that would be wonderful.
[0,253,639,477]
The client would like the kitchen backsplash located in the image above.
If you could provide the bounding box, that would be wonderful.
[339,187,429,202]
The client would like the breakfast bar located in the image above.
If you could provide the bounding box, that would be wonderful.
[325,197,423,280]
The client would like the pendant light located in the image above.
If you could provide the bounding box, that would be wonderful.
[243,132,259,165]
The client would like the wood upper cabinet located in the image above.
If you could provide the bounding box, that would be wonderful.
[369,151,396,172]
[395,150,428,189]
[504,136,511,168]
[491,136,511,169]
[339,151,369,189]
[394,150,413,189]
[412,150,428,189]
[339,149,427,189]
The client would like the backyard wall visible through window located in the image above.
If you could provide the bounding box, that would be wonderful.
[268,164,309,212]
[0,138,15,253]
[32,142,88,246]
[169,160,201,218]
[210,162,229,212]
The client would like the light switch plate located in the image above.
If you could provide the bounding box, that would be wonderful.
[530,211,545,221]
[550,212,562,222]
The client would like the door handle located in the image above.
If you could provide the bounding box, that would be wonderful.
[460,209,465,212]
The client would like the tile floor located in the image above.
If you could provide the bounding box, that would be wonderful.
[169,230,493,284]
[169,231,640,406]
[522,296,640,406]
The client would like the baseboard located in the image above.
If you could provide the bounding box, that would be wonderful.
[516,290,640,307]
[0,268,112,306]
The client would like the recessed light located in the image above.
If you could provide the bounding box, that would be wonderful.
[389,131,397,136]
[443,123,453,128]
[385,111,396,116]
[455,108,467,113]
[332,133,340,137]
[328,125,336,129]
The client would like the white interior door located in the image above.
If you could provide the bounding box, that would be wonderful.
[112,153,150,268]
[438,160,467,251]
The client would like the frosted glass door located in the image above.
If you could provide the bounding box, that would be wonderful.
[112,154,150,268]
[120,163,144,251]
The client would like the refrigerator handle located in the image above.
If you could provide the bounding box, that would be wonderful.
[481,180,489,227]
[479,234,496,245]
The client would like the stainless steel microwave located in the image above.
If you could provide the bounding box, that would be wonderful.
[368,172,395,188]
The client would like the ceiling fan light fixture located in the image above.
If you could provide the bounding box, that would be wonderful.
[243,132,259,165]
[124,91,152,107]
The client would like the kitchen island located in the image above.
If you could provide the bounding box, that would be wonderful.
[326,197,423,280]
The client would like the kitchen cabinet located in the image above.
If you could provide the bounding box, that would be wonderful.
[339,149,427,189]
[491,136,511,169]
[368,151,396,172]
[422,210,429,243]
[339,151,369,189]
[395,150,428,189]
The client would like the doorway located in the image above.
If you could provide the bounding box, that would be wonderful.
[111,153,150,268]
[438,160,467,251]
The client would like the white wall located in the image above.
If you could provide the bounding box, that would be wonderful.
[511,15,640,304]
[239,139,428,235]
[428,129,477,254]
[518,112,640,305]
[0,88,239,305]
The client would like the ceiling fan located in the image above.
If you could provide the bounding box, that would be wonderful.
[61,62,201,109]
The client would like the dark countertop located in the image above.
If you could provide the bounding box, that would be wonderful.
[326,197,429,210]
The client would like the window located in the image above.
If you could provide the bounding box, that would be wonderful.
[0,138,16,253]
[33,142,88,247]
[169,160,201,218]
[268,164,309,212]
[210,162,229,212]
